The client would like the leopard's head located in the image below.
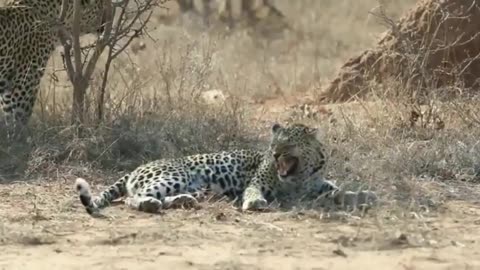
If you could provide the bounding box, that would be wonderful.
[269,123,327,183]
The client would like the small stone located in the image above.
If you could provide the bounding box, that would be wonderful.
[451,240,465,247]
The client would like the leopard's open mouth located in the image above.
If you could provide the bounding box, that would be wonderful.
[275,154,299,177]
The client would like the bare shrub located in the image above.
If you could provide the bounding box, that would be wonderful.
[57,0,159,126]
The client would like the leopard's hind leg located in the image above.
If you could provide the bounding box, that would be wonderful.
[124,181,165,213]
[162,184,208,209]
[163,194,199,209]
[125,178,206,212]
[125,193,200,211]
[125,194,164,213]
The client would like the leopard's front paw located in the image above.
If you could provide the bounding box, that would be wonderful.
[242,198,268,211]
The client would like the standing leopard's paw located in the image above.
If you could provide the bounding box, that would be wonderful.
[242,198,268,211]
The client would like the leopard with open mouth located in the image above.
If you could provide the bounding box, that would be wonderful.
[75,122,376,216]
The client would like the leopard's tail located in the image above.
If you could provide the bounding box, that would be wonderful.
[74,175,129,217]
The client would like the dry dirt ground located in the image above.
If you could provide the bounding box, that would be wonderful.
[1,175,480,270]
[2,100,480,270]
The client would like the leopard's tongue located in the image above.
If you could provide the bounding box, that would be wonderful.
[276,156,298,177]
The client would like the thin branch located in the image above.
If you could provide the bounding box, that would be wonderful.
[59,0,69,21]
[57,0,75,82]
[83,0,114,79]
[72,0,83,74]
[112,11,152,58]
[56,0,160,125]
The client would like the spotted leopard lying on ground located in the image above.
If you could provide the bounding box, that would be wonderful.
[75,123,377,216]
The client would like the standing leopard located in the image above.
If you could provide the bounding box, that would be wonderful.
[75,123,377,216]
[0,0,109,125]
[176,0,289,30]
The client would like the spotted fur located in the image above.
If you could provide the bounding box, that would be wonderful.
[0,0,107,125]
[164,0,290,34]
[75,122,376,216]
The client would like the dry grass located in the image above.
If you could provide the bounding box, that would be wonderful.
[2,1,480,268]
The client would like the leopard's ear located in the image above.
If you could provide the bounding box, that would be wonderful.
[271,123,283,134]
[290,123,317,136]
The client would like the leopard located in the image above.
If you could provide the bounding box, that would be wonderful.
[159,0,291,38]
[75,122,377,217]
[0,0,111,126]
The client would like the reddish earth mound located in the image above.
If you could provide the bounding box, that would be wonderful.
[320,0,480,103]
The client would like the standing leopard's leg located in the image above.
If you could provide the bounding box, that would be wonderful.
[1,39,51,138]
[0,57,14,127]
[0,75,26,139]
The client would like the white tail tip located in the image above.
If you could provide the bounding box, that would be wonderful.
[75,178,91,196]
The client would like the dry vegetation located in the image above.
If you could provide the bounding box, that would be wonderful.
[2,0,480,269]
[321,0,480,103]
